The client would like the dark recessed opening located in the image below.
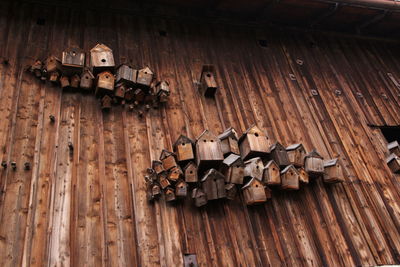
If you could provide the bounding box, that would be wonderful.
[379,126,400,143]
[101,59,106,63]
[206,73,211,78]
[36,18,46,25]
[254,133,259,137]
[159,30,167,37]
[258,39,268,48]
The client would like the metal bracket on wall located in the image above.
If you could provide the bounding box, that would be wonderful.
[311,89,319,96]
[184,254,198,267]
[289,73,296,80]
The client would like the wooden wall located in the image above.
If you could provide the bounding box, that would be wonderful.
[0,1,400,266]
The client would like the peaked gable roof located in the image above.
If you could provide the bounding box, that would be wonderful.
[218,127,238,140]
[196,129,218,142]
[281,165,297,174]
[173,134,194,148]
[90,43,112,52]
[286,143,304,151]
[269,142,285,152]
[222,154,243,166]
[239,125,266,143]
[264,160,279,169]
[81,69,95,79]
[324,158,338,167]
[139,66,153,74]
[244,157,263,165]
[159,149,175,160]
[305,149,323,159]
[242,177,263,190]
[183,161,197,171]
[201,168,224,182]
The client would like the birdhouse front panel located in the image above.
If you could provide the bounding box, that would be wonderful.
[225,183,237,200]
[116,65,137,85]
[281,166,299,190]
[70,74,80,88]
[287,144,307,167]
[168,166,182,182]
[137,67,154,88]
[161,155,177,171]
[305,157,324,175]
[221,137,240,156]
[323,159,344,183]
[240,133,271,160]
[192,188,207,207]
[270,143,290,167]
[45,56,61,73]
[184,162,198,183]
[242,179,267,205]
[196,140,224,169]
[151,184,161,198]
[175,181,188,197]
[165,188,176,202]
[298,168,309,184]
[176,143,194,163]
[96,71,115,96]
[159,172,170,189]
[80,71,94,90]
[263,161,280,185]
[227,164,244,184]
[200,66,218,97]
[114,83,126,99]
[244,157,264,181]
[62,49,85,75]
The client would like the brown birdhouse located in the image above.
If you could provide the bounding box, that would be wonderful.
[60,76,70,89]
[200,169,226,200]
[218,127,240,156]
[195,130,224,171]
[263,160,280,186]
[220,154,244,185]
[116,64,137,85]
[159,171,170,189]
[165,187,176,202]
[62,47,85,75]
[239,125,271,161]
[45,55,61,74]
[155,81,170,103]
[225,183,237,200]
[192,188,207,207]
[304,149,324,177]
[114,83,127,99]
[100,95,112,110]
[199,65,217,97]
[80,69,95,90]
[244,157,264,181]
[183,161,198,183]
[124,87,135,102]
[388,141,400,157]
[269,142,290,168]
[95,71,115,97]
[160,149,177,171]
[242,178,267,205]
[323,158,345,183]
[49,71,60,83]
[286,143,307,167]
[387,154,400,173]
[152,160,164,175]
[168,166,183,182]
[280,165,299,190]
[173,135,195,164]
[175,180,188,197]
[90,44,115,75]
[133,89,145,102]
[31,60,43,77]
[149,183,161,200]
[137,67,154,89]
[298,167,309,184]
[70,74,80,88]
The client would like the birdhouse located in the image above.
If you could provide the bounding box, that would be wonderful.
[244,157,264,181]
[100,95,112,110]
[137,67,154,89]
[286,144,307,167]
[155,81,170,103]
[159,171,170,189]
[225,183,237,200]
[31,60,43,77]
[165,187,176,202]
[199,65,218,97]
[298,167,309,184]
[114,83,127,99]
[192,188,207,207]
[160,149,177,170]
[60,76,70,89]
[242,178,267,205]
[304,149,324,176]
[149,183,161,200]
[175,180,188,197]
[95,71,115,97]
[183,161,198,183]
[45,55,61,74]
[49,71,60,83]
[80,69,94,90]
[134,89,145,102]
[388,141,400,157]
[152,160,164,175]
[200,169,226,200]
[70,74,80,88]
[263,160,280,186]
[62,47,85,75]
[116,64,137,85]
[195,130,224,170]
[239,125,271,160]
[323,158,345,183]
[387,154,400,173]
[124,87,135,102]
[90,43,115,75]
[173,135,195,164]
[280,165,299,190]
[220,154,244,184]
[218,127,240,156]
[168,166,183,182]
[269,142,290,168]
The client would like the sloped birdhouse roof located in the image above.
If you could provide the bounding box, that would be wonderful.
[242,177,263,190]
[324,158,338,167]
[218,127,238,140]
[90,43,112,52]
[286,143,304,151]
[281,165,297,174]
[222,154,243,167]
[173,134,194,148]
[159,149,175,160]
[196,129,218,142]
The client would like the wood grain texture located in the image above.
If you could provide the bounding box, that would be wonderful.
[0,2,399,266]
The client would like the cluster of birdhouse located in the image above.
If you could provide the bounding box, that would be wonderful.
[145,125,345,207]
[386,141,400,174]
[29,44,170,112]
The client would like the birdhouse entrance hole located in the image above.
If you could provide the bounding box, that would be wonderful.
[101,59,106,63]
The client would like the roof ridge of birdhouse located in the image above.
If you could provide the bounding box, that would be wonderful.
[65,46,84,52]
[218,127,238,140]
[264,160,278,169]
[306,149,323,159]
[281,164,296,174]
[46,55,61,62]
[324,158,338,167]
[91,43,112,52]
[200,168,223,182]
[98,70,113,75]
[269,142,284,151]
[173,134,194,148]
[82,68,95,78]
[386,153,398,163]
[192,187,204,198]
[242,177,262,189]
[159,149,174,160]
[244,156,262,165]
[139,66,153,73]
[239,124,264,143]
[196,129,217,141]
[286,143,303,151]
[387,140,399,150]
[222,153,242,166]
[183,161,196,171]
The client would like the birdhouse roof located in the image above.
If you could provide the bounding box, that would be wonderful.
[156,80,169,87]
[305,149,323,159]
[281,165,297,174]
[222,154,243,166]
[196,129,218,142]
[159,149,175,160]
[386,153,399,164]
[324,158,338,167]
[242,177,263,190]
[46,55,61,63]
[97,71,114,78]
[286,143,304,151]
[139,66,153,74]
[90,43,112,52]
[388,141,399,150]
[165,187,174,193]
[268,142,285,152]
[173,134,194,148]
[152,160,163,167]
[244,157,263,166]
[218,127,238,140]
[81,69,95,79]
[264,160,278,169]
[200,168,224,182]
[116,63,133,69]
[176,179,187,186]
[183,161,197,171]
[64,46,84,53]
[239,125,265,143]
